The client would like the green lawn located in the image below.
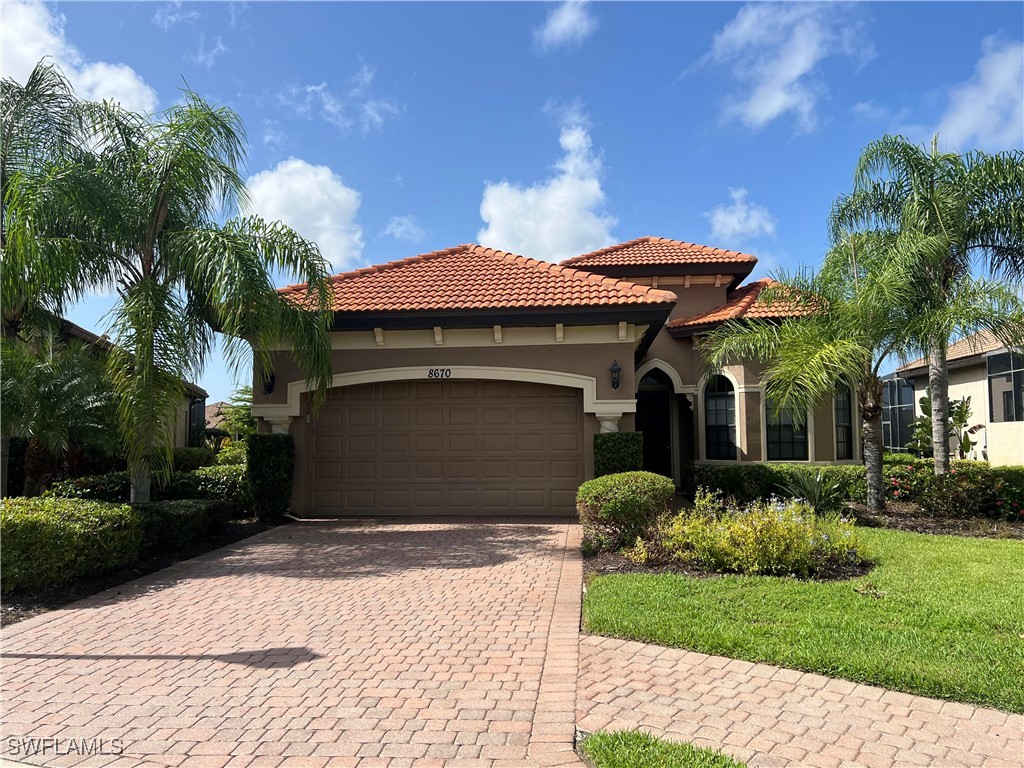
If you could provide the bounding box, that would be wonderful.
[584,528,1024,712]
[580,731,746,768]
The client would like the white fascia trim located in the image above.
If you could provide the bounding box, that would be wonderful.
[251,365,637,419]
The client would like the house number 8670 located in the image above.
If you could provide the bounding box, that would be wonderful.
[427,368,452,378]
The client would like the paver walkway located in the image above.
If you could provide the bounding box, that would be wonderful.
[577,635,1024,767]
[2,520,583,768]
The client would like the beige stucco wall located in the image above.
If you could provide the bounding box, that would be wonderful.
[908,362,1022,465]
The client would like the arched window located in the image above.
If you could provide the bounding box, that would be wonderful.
[766,398,808,461]
[704,375,737,460]
[835,382,854,460]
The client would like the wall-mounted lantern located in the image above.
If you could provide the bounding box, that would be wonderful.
[262,372,276,395]
[609,360,622,391]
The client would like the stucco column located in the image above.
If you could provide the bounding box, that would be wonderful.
[264,416,293,435]
[594,410,625,433]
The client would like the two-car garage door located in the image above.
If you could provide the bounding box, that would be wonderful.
[308,379,584,516]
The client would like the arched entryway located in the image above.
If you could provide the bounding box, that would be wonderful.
[636,368,693,486]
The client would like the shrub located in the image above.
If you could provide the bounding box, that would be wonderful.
[662,489,866,577]
[988,467,1024,520]
[134,499,231,551]
[46,471,131,502]
[0,497,142,592]
[247,433,295,522]
[779,468,846,512]
[693,463,865,506]
[215,440,248,466]
[593,432,644,477]
[173,446,216,473]
[193,464,252,518]
[577,471,675,551]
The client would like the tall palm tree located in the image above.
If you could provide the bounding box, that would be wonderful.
[832,135,1024,473]
[701,230,1024,512]
[4,67,334,502]
[1,329,118,495]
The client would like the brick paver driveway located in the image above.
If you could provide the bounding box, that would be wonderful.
[2,520,584,768]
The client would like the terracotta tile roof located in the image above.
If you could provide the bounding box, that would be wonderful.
[560,236,758,268]
[278,244,678,313]
[897,330,1005,373]
[667,279,813,331]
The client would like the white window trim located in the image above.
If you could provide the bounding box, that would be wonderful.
[696,371,742,461]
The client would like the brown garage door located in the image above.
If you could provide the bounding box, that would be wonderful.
[308,379,584,516]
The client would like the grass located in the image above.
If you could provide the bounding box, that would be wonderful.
[584,528,1024,712]
[580,731,746,768]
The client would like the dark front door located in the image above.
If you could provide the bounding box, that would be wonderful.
[636,389,673,477]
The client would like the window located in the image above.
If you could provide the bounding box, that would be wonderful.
[988,351,1024,422]
[881,377,916,452]
[766,399,808,461]
[835,383,854,460]
[188,396,207,447]
[704,375,737,460]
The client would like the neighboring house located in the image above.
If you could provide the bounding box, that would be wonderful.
[894,331,1024,466]
[206,402,227,430]
[58,318,208,449]
[253,237,859,518]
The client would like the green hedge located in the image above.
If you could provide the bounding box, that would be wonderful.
[0,498,142,593]
[594,432,644,478]
[248,434,295,522]
[134,499,231,551]
[172,446,216,473]
[47,465,253,517]
[215,440,248,466]
[692,460,1024,520]
[577,471,675,551]
[193,464,251,518]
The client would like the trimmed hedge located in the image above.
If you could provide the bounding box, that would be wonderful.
[247,433,295,522]
[594,432,644,478]
[46,465,253,517]
[172,446,216,473]
[578,471,675,551]
[193,464,251,518]
[135,499,231,551]
[0,497,142,592]
[691,460,1024,520]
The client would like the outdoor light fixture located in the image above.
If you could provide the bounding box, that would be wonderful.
[609,360,622,390]
[262,372,276,395]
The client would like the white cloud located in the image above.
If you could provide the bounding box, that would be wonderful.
[277,66,401,134]
[262,120,286,149]
[705,188,776,244]
[477,108,616,262]
[190,34,228,69]
[247,158,363,272]
[851,100,889,122]
[1,1,158,113]
[936,37,1023,151]
[153,2,199,30]
[533,0,598,52]
[383,215,426,243]
[701,3,872,132]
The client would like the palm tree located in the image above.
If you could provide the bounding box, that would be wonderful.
[701,230,1024,513]
[1,329,118,495]
[4,67,334,502]
[832,135,1024,474]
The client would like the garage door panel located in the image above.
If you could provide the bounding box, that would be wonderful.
[309,380,584,516]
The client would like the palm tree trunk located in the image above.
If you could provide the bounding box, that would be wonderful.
[21,437,51,497]
[859,378,885,513]
[130,459,151,503]
[928,338,950,474]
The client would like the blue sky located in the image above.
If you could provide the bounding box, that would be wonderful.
[4,1,1023,401]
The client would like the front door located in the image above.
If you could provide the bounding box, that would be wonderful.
[636,371,674,479]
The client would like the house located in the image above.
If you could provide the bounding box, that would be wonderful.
[894,331,1024,465]
[58,318,208,449]
[251,237,857,517]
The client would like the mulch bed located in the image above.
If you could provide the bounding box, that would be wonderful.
[848,503,1024,539]
[584,503,1024,584]
[1,519,275,628]
[583,550,872,584]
